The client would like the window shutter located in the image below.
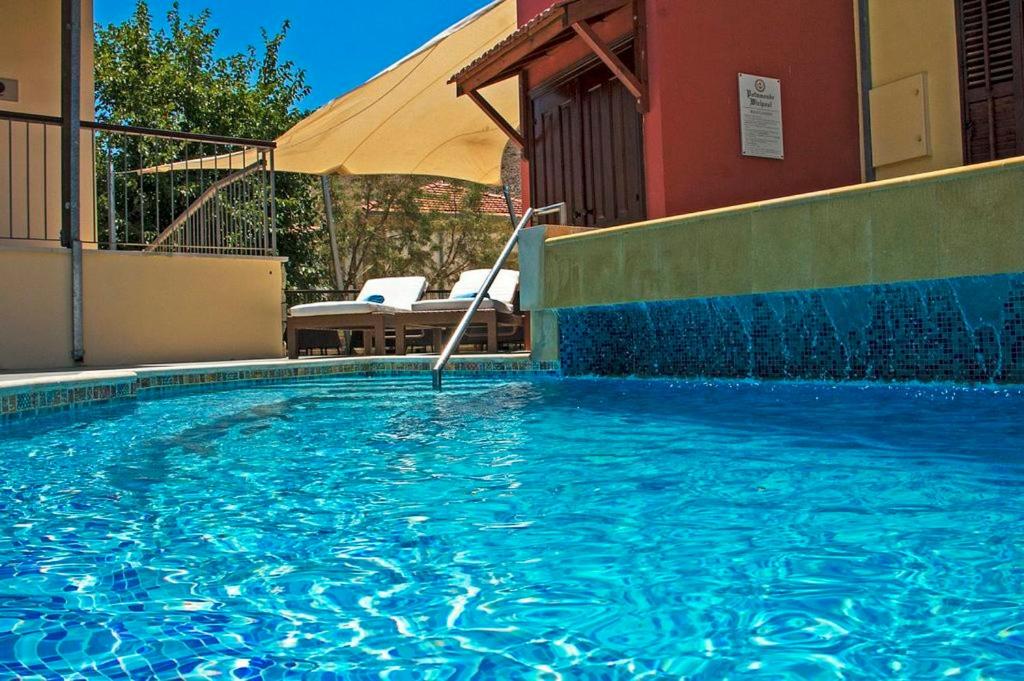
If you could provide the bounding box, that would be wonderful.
[957,0,1024,163]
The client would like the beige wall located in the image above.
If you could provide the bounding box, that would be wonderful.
[537,157,1024,312]
[0,248,285,370]
[0,248,73,369]
[863,0,964,179]
[0,0,96,245]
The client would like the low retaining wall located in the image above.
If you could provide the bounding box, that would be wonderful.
[526,157,1024,384]
[0,248,287,371]
[558,273,1024,383]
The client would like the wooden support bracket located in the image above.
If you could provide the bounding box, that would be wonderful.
[467,90,525,149]
[571,19,648,112]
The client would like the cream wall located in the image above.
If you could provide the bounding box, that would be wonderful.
[863,0,964,179]
[0,249,285,370]
[0,0,96,245]
[0,248,73,369]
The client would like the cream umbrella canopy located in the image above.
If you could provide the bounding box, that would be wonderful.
[139,1,520,184]
[274,0,519,185]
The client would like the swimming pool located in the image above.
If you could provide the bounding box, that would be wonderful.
[2,376,1023,678]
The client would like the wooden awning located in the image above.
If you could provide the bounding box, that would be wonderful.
[450,0,633,95]
[450,0,646,147]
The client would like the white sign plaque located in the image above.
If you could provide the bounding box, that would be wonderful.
[738,73,783,159]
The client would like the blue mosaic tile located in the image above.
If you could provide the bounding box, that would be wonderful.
[557,273,1024,384]
[1,359,558,419]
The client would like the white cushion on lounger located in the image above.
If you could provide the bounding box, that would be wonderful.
[410,269,518,312]
[289,301,400,317]
[359,276,428,310]
[409,298,513,313]
[289,276,427,317]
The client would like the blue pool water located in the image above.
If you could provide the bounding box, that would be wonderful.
[2,376,1024,678]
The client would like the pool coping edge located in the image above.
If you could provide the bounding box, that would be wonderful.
[0,357,562,419]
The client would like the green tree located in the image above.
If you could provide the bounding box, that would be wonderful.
[423,182,514,288]
[326,175,430,290]
[324,177,514,292]
[94,0,330,288]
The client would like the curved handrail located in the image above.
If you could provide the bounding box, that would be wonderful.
[432,202,567,389]
[144,161,263,252]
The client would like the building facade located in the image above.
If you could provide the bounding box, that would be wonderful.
[455,0,1024,228]
[0,0,286,370]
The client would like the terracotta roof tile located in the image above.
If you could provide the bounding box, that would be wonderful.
[365,180,522,216]
[450,0,573,86]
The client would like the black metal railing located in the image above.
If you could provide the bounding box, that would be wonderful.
[0,109,277,256]
[0,111,62,243]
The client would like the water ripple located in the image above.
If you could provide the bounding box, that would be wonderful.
[0,376,1023,677]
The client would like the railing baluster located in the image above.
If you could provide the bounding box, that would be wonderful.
[155,150,160,237]
[169,149,175,231]
[90,130,97,245]
[261,151,269,254]
[138,137,144,247]
[107,149,116,250]
[25,122,31,239]
[269,149,277,255]
[200,144,206,251]
[7,120,12,239]
[43,123,48,240]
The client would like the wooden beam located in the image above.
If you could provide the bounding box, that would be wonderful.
[451,0,631,96]
[571,20,648,111]
[467,90,525,149]
[633,0,649,114]
[565,0,629,26]
[455,17,567,96]
[520,71,532,162]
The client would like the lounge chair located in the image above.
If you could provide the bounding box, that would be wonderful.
[286,276,427,358]
[394,269,522,355]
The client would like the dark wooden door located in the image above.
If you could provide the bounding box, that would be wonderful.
[529,50,646,227]
[530,83,586,226]
[956,0,1024,163]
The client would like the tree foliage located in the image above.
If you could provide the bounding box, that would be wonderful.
[95,1,516,293]
[94,1,329,287]
[425,183,515,288]
[326,176,512,291]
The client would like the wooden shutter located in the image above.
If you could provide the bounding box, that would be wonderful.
[530,83,586,225]
[957,0,1024,163]
[528,46,646,228]
[579,67,646,227]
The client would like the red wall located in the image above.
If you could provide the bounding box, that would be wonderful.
[644,0,861,218]
[515,0,862,221]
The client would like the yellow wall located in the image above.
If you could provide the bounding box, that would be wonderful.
[0,0,96,245]
[0,249,285,370]
[864,0,964,179]
[0,248,73,369]
[539,157,1024,310]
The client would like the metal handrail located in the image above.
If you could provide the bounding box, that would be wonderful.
[432,202,567,390]
[0,111,277,148]
[144,161,263,251]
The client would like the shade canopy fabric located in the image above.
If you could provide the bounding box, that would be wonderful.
[275,0,520,185]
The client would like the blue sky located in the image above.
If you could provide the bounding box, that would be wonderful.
[94,0,493,111]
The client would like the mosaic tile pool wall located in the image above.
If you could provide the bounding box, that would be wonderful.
[556,273,1024,383]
